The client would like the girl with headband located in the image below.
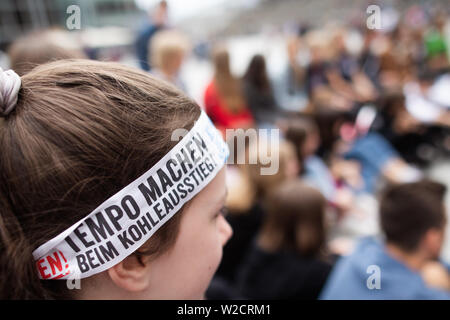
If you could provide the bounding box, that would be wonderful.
[0,60,232,299]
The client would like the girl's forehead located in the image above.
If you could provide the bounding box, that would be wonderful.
[199,168,227,200]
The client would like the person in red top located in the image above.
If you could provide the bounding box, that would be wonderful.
[204,48,254,134]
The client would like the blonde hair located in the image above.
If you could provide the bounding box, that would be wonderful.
[150,29,190,70]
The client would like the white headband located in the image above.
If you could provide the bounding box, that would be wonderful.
[33,111,229,279]
[0,68,21,116]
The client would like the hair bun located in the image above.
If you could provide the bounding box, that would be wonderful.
[0,67,21,117]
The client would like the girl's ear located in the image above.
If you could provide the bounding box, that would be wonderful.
[107,254,152,292]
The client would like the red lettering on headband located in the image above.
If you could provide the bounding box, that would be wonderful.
[37,258,51,279]
[47,252,63,275]
[38,251,71,279]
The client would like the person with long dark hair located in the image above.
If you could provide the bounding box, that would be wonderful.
[243,54,281,127]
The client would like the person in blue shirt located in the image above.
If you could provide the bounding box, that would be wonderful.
[321,180,450,299]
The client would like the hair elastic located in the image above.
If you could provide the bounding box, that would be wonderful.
[0,68,21,117]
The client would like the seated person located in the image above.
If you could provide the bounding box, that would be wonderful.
[204,47,254,133]
[215,140,300,284]
[320,180,450,299]
[242,54,284,127]
[237,180,333,299]
[282,116,364,217]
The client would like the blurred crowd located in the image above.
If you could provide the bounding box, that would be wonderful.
[2,0,450,300]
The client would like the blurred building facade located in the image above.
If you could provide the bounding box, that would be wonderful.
[0,0,145,49]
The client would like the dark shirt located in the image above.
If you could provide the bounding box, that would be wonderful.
[306,62,331,97]
[216,203,265,283]
[237,242,333,300]
[243,81,280,125]
[371,110,436,167]
[338,53,359,81]
[359,49,381,88]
